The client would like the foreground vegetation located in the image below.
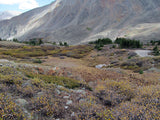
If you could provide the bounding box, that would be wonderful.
[0,40,159,119]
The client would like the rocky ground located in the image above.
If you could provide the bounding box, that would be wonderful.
[0,42,159,120]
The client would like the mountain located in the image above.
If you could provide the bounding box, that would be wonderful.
[0,11,21,21]
[0,0,160,44]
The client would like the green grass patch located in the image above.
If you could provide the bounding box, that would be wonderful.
[1,46,60,58]
[24,72,81,89]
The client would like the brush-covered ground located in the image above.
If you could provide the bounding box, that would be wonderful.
[0,41,159,120]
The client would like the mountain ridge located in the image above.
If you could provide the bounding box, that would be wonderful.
[0,0,160,44]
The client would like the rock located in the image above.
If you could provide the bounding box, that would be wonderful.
[22,81,32,87]
[66,52,75,57]
[74,89,86,95]
[0,59,9,62]
[56,89,61,95]
[66,100,73,105]
[63,96,70,99]
[95,64,107,69]
[128,52,137,57]
[71,112,75,117]
[79,98,86,103]
[60,56,65,59]
[16,99,28,107]
[136,61,143,67]
[64,106,68,109]
[36,92,45,97]
[44,56,48,59]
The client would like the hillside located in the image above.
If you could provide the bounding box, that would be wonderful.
[0,0,160,44]
[0,40,160,119]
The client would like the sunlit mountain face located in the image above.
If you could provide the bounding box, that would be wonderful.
[0,0,160,44]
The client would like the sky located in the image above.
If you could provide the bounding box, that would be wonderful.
[0,0,55,13]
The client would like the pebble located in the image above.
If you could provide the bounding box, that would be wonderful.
[66,100,72,105]
[63,96,70,99]
[71,112,75,117]
[64,106,68,109]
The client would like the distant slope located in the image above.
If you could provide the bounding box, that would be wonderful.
[0,11,21,21]
[0,0,160,44]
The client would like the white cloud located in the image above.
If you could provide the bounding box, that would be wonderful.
[0,0,39,10]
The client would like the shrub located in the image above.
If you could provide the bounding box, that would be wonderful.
[150,40,156,45]
[0,93,25,119]
[0,74,23,85]
[112,45,116,48]
[90,38,112,45]
[94,44,102,51]
[24,38,43,46]
[33,59,42,64]
[89,38,112,50]
[13,38,19,42]
[24,72,81,89]
[59,42,63,46]
[59,42,69,46]
[52,42,56,45]
[139,70,144,74]
[29,95,65,118]
[64,42,69,46]
[21,86,34,98]
[153,45,160,56]
[31,78,44,88]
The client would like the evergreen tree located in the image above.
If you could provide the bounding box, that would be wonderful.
[115,38,143,48]
[64,42,69,46]
[59,42,63,46]
[153,45,160,56]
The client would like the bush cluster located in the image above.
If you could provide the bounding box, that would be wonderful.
[24,38,44,46]
[115,38,143,48]
[150,40,160,45]
[59,42,69,46]
[153,45,160,56]
[89,38,113,50]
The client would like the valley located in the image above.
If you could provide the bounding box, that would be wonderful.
[0,0,160,119]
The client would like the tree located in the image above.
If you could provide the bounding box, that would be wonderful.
[64,42,69,46]
[13,38,19,42]
[153,45,160,56]
[89,38,112,50]
[115,38,143,48]
[38,38,43,45]
[59,42,63,46]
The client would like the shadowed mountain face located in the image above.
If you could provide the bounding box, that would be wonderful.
[0,0,160,44]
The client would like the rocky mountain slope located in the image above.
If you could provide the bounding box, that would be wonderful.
[0,0,160,44]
